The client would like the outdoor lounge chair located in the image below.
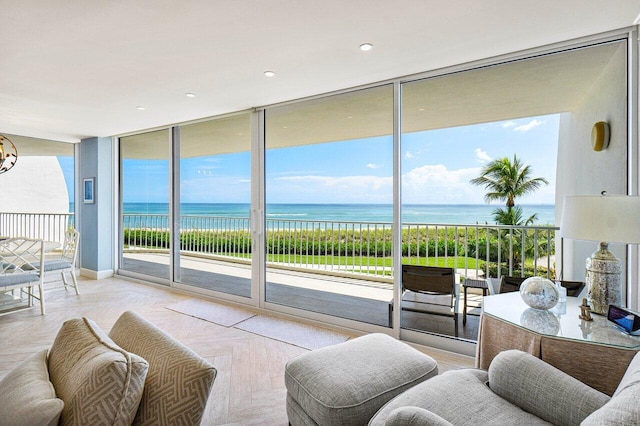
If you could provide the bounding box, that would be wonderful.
[401,265,459,337]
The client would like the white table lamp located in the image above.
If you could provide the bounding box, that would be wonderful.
[560,195,640,314]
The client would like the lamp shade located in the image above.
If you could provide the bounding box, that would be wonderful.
[560,195,640,244]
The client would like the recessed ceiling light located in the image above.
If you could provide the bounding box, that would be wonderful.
[136,106,145,110]
[360,43,373,51]
[185,92,196,98]
[264,70,276,77]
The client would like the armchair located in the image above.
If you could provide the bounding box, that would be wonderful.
[371,349,640,425]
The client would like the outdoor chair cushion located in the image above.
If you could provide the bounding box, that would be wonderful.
[48,317,149,426]
[0,349,64,426]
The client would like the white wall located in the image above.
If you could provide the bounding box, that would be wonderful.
[0,156,69,213]
[556,42,629,290]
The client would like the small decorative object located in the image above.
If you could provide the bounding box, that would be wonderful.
[591,121,610,151]
[0,134,18,174]
[579,298,593,321]
[520,308,560,335]
[519,277,559,310]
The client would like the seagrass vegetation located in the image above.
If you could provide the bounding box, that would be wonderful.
[123,222,555,278]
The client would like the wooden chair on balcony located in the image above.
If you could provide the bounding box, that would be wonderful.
[0,237,45,315]
[42,228,80,294]
[401,265,459,337]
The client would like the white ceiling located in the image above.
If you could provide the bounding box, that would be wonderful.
[2,0,640,144]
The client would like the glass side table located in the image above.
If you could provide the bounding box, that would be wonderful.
[477,292,640,396]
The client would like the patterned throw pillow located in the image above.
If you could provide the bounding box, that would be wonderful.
[48,317,149,426]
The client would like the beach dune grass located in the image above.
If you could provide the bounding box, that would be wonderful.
[122,225,553,278]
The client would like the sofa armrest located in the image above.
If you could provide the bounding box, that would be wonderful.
[488,350,610,425]
[385,407,454,426]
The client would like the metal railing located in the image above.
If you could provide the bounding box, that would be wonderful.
[121,213,558,281]
[0,212,75,244]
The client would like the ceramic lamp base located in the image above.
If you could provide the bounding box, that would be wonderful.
[586,242,621,315]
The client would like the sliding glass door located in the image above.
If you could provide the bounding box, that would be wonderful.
[120,129,171,281]
[264,85,395,326]
[175,114,252,298]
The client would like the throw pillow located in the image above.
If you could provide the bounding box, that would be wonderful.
[48,317,149,426]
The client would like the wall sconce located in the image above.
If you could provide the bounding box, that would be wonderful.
[591,121,610,151]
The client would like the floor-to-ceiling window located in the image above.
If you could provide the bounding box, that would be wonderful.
[175,114,252,298]
[113,34,631,349]
[264,85,395,327]
[120,129,171,281]
[400,39,628,340]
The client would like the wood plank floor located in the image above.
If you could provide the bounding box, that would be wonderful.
[0,276,474,425]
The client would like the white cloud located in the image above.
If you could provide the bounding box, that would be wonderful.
[405,151,414,159]
[501,121,516,128]
[276,174,392,192]
[514,119,543,132]
[474,148,492,163]
[367,163,381,169]
[401,164,485,204]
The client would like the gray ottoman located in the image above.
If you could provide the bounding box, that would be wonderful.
[285,333,438,426]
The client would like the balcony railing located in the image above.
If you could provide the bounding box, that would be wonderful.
[0,212,75,244]
[121,213,558,281]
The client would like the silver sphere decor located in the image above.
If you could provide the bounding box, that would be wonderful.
[519,276,559,310]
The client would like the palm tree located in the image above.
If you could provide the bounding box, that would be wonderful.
[471,155,550,271]
[470,154,548,209]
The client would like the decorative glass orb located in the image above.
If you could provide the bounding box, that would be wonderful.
[519,276,559,310]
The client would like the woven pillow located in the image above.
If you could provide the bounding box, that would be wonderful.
[0,349,64,426]
[48,317,149,426]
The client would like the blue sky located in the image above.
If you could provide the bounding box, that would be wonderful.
[116,113,559,205]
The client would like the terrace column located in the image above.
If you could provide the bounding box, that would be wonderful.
[78,137,114,279]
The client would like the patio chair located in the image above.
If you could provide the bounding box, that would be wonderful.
[499,275,526,293]
[43,228,80,294]
[0,237,45,315]
[401,265,459,337]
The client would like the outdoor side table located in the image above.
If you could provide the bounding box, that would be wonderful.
[462,278,490,325]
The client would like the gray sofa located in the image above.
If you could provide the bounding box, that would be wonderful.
[0,311,216,426]
[369,349,640,425]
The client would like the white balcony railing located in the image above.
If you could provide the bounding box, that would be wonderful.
[121,213,558,281]
[0,212,75,244]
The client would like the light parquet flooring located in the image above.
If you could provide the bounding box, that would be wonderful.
[0,276,474,425]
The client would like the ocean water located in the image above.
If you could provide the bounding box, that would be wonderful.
[116,203,556,226]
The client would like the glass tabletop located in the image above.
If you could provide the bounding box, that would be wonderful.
[483,291,640,349]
